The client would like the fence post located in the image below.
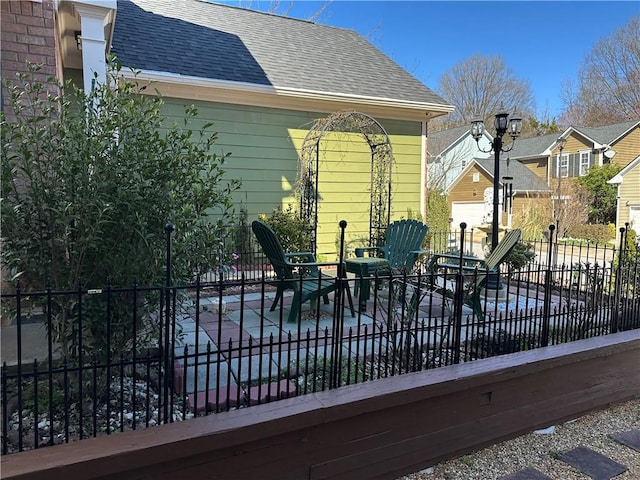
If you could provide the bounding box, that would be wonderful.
[611,225,628,334]
[330,220,347,389]
[452,223,466,364]
[163,222,175,424]
[541,224,555,347]
[14,281,23,451]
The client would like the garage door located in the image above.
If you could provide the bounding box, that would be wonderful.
[451,202,487,229]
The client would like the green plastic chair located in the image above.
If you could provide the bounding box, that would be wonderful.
[355,219,429,273]
[252,220,355,323]
[426,228,522,319]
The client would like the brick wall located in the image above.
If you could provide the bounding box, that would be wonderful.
[1,1,60,315]
[1,0,59,118]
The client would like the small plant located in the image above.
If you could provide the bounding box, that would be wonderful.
[549,449,563,460]
[470,329,538,358]
[459,455,474,467]
[503,241,536,270]
[282,355,372,393]
[482,240,535,270]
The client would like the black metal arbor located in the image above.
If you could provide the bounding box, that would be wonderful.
[296,111,394,252]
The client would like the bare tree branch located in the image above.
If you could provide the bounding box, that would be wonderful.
[561,15,640,126]
[436,54,535,127]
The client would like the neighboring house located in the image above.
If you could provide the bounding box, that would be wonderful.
[608,155,640,241]
[550,120,640,240]
[504,133,559,183]
[445,157,551,230]
[438,120,639,236]
[426,125,493,190]
[30,0,452,257]
[562,120,640,171]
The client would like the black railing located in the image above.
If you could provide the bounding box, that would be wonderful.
[223,224,621,282]
[1,224,638,455]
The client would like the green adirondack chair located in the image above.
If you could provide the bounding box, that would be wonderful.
[355,219,429,273]
[347,219,429,308]
[426,228,522,319]
[252,220,355,324]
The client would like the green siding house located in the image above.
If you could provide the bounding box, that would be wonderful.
[56,0,453,257]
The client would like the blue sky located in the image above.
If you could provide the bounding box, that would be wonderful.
[220,1,639,120]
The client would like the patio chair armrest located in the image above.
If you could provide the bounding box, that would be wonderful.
[284,252,316,263]
[426,253,486,272]
[284,254,341,270]
[355,246,385,257]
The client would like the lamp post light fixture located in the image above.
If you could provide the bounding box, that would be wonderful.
[470,111,522,253]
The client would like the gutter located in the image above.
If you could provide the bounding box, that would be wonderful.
[119,69,455,115]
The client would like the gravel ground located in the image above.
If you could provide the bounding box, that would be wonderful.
[399,397,640,480]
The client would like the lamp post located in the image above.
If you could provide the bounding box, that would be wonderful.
[554,137,567,232]
[470,111,522,252]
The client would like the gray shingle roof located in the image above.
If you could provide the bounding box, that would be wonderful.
[428,125,473,156]
[475,158,551,192]
[506,133,558,159]
[572,120,639,145]
[112,0,450,107]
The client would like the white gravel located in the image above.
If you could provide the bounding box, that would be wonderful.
[399,397,640,480]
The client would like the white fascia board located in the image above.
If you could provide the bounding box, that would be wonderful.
[609,121,640,145]
[608,174,623,185]
[444,159,480,195]
[609,155,640,184]
[569,126,606,149]
[74,0,116,9]
[120,69,455,114]
[473,161,500,182]
[511,153,547,161]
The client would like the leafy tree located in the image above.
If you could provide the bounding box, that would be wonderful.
[435,54,535,129]
[561,15,640,126]
[1,62,241,358]
[525,117,561,136]
[576,164,622,224]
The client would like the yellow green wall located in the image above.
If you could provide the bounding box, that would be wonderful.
[161,99,423,258]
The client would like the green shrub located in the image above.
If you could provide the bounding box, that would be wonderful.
[423,189,450,251]
[503,241,536,270]
[260,204,312,252]
[1,61,240,360]
[566,224,613,244]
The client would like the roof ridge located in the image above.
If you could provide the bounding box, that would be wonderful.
[197,0,356,31]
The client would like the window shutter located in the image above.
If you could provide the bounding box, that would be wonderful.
[589,151,595,168]
[572,153,579,177]
[552,155,557,178]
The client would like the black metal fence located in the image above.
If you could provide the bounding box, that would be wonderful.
[2,224,638,455]
[212,223,622,283]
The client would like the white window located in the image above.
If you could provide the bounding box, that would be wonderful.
[579,151,591,176]
[557,153,570,178]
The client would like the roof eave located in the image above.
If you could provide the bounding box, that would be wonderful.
[121,69,455,120]
[608,120,640,145]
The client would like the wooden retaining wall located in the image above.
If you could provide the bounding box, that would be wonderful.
[2,330,639,480]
